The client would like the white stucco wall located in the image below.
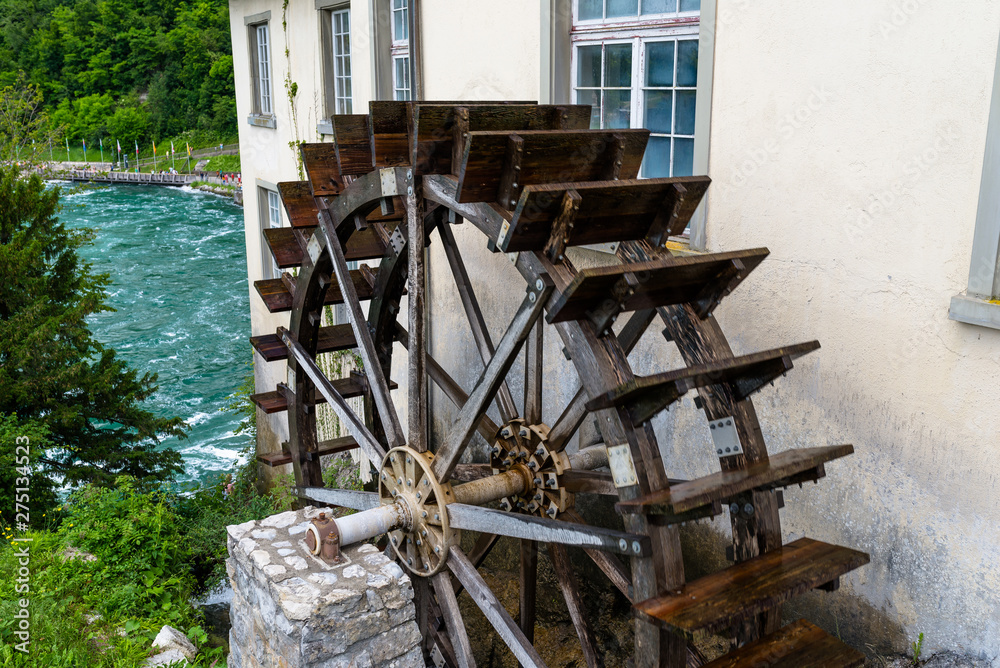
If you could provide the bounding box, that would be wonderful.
[689,0,1000,658]
[227,0,1000,658]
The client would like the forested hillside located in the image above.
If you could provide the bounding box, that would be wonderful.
[0,0,236,145]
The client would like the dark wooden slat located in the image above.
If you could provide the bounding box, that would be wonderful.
[262,227,393,270]
[617,445,854,515]
[253,269,375,314]
[333,114,374,174]
[546,248,769,325]
[560,470,618,495]
[301,143,348,196]
[456,129,650,205]
[562,510,633,603]
[500,177,710,252]
[249,376,397,414]
[256,435,360,467]
[519,540,537,660]
[548,543,603,668]
[278,181,320,228]
[414,104,592,175]
[586,341,821,426]
[634,538,870,635]
[250,324,356,362]
[701,619,865,668]
[431,572,477,668]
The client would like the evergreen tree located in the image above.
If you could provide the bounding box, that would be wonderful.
[0,164,186,507]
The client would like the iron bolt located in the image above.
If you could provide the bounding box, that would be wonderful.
[533,478,542,486]
[632,541,641,554]
[422,530,427,537]
[743,503,754,516]
[397,478,403,485]
[502,459,512,467]
[422,510,427,518]
[416,539,422,546]
[416,492,421,500]
[529,292,536,303]
[546,478,557,488]
[527,461,537,470]
[730,503,739,514]
[424,479,430,486]
[407,479,412,487]
[392,536,398,544]
[406,456,411,464]
[535,279,544,291]
[619,539,628,551]
[435,546,441,554]
[406,169,413,179]
[434,513,440,521]
[408,558,412,565]
[546,507,557,518]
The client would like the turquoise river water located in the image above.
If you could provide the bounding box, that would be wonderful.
[60,184,250,487]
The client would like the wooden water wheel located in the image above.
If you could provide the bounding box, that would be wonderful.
[249,101,870,667]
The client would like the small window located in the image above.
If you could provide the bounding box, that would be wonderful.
[260,188,283,279]
[332,8,353,114]
[248,22,273,117]
[389,0,411,100]
[572,1,700,178]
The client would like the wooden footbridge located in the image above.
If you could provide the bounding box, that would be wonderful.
[48,169,200,186]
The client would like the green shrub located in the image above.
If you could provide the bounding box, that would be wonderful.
[203,153,240,173]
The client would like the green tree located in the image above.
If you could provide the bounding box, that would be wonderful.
[0,74,56,163]
[0,165,186,500]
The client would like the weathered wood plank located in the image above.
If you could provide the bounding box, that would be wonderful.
[499,177,710,252]
[456,129,650,205]
[545,248,769,325]
[616,445,854,515]
[548,543,603,668]
[634,538,870,635]
[519,540,537,661]
[333,114,374,174]
[295,487,380,511]
[256,435,361,468]
[700,619,866,668]
[432,572,477,668]
[250,375,396,414]
[254,269,375,313]
[301,143,348,196]
[448,547,546,668]
[278,181,320,228]
[250,324,356,362]
[586,341,820,426]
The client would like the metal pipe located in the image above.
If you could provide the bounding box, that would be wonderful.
[452,468,528,506]
[335,502,408,546]
[568,445,608,471]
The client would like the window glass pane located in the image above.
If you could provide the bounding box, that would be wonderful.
[643,90,672,134]
[393,2,408,41]
[677,40,698,87]
[578,0,603,19]
[645,41,674,87]
[576,89,601,129]
[641,0,676,13]
[642,136,671,178]
[674,90,696,134]
[606,0,638,18]
[673,137,694,176]
[679,0,700,11]
[602,89,631,129]
[577,45,601,87]
[604,43,632,88]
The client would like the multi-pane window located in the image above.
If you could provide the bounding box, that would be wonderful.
[390,0,411,100]
[261,189,282,279]
[332,9,352,114]
[250,23,273,115]
[573,0,700,177]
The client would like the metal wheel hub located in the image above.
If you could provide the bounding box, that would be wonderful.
[491,419,573,518]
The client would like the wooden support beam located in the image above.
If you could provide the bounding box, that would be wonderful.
[548,543,604,668]
[278,327,387,465]
[318,207,406,449]
[448,547,546,668]
[431,279,553,482]
[296,487,380,511]
[498,134,524,209]
[438,221,518,423]
[446,504,650,556]
[432,572,477,668]
[519,540,537,664]
[543,189,582,262]
[408,176,429,452]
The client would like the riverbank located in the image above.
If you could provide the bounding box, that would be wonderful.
[190,181,243,206]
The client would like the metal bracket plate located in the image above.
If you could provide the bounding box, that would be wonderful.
[306,233,322,264]
[388,226,406,257]
[709,417,744,457]
[379,168,398,197]
[286,367,296,390]
[580,242,620,255]
[496,220,511,248]
[607,444,638,488]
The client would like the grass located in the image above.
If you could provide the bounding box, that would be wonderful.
[203,154,240,173]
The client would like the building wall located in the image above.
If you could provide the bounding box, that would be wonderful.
[228,0,1000,658]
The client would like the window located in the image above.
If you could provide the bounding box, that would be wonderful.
[331,8,353,114]
[246,13,276,128]
[572,0,700,177]
[391,0,411,100]
[260,188,282,279]
[256,25,273,114]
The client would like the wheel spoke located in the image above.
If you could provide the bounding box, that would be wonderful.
[448,547,546,668]
[407,180,429,452]
[438,220,518,423]
[524,320,543,424]
[563,509,632,602]
[431,572,477,668]
[548,543,604,668]
[317,208,406,449]
[278,327,387,464]
[518,540,537,654]
[395,324,499,441]
[431,281,553,482]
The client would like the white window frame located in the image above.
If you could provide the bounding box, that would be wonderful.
[567,0,715,246]
[331,8,353,114]
[256,24,273,115]
[390,0,411,100]
[260,187,283,280]
[950,30,1000,329]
